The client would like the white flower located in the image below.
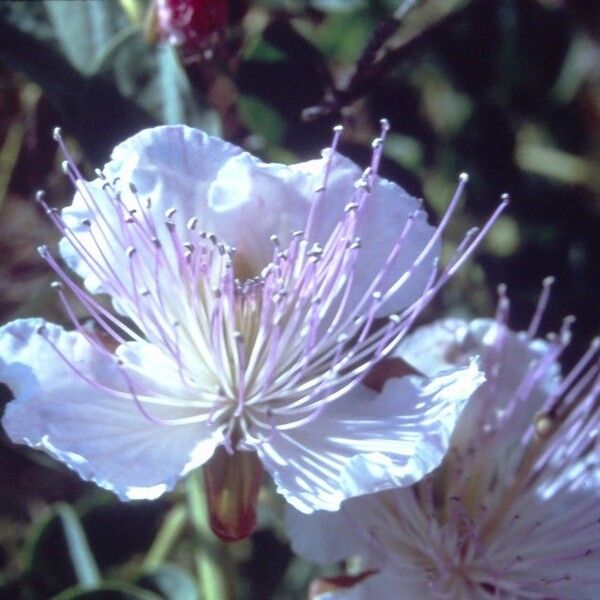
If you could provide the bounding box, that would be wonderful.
[288,283,600,599]
[0,124,499,535]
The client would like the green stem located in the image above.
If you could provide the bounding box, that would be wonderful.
[141,503,187,572]
[186,473,232,600]
[56,504,101,589]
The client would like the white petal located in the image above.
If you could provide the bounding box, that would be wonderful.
[60,127,436,325]
[284,506,363,564]
[286,153,437,316]
[393,317,468,377]
[396,318,562,456]
[0,319,221,499]
[60,126,247,299]
[257,360,484,513]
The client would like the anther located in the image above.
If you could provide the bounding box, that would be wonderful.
[52,127,62,141]
[354,178,370,191]
[379,118,390,132]
[61,161,70,175]
[333,124,344,133]
[534,412,555,439]
[344,201,359,212]
[35,190,46,203]
[37,245,49,257]
[50,281,63,290]
[81,218,91,227]
[371,137,384,149]
[165,221,176,232]
[270,234,280,246]
[129,182,138,194]
[165,207,177,219]
[292,230,304,238]
[543,275,555,287]
[187,217,199,230]
[459,172,469,183]
[126,246,137,258]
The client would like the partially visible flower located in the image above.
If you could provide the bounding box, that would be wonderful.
[288,282,600,598]
[155,0,229,54]
[0,123,500,539]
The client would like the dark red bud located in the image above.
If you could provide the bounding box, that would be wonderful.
[203,445,264,542]
[156,0,229,49]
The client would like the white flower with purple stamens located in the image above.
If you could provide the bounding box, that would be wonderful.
[0,123,500,540]
[288,282,600,598]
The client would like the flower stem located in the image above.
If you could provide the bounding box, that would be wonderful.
[141,503,187,572]
[55,503,101,589]
[186,471,233,600]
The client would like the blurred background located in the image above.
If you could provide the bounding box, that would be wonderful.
[0,0,598,598]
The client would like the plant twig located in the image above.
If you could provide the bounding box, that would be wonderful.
[302,1,477,121]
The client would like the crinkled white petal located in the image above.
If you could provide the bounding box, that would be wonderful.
[60,125,437,321]
[397,318,561,454]
[0,319,222,500]
[258,360,484,513]
[394,317,468,377]
[286,153,437,316]
[59,126,247,298]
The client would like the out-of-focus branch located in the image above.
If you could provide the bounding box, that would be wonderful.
[302,1,478,121]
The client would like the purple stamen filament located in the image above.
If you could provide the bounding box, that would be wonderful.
[38,124,506,447]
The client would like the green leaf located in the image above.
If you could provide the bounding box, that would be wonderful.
[55,505,101,589]
[24,504,99,598]
[51,582,164,600]
[239,96,286,145]
[44,0,130,75]
[137,564,197,600]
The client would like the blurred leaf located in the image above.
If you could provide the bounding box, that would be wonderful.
[55,505,101,589]
[239,96,286,145]
[79,496,166,572]
[137,564,197,600]
[294,10,375,62]
[311,0,366,12]
[44,0,130,75]
[0,17,155,163]
[95,35,220,132]
[51,582,163,600]
[24,505,98,597]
